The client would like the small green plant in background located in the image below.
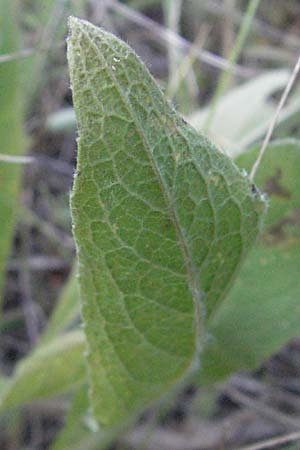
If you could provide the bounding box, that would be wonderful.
[0,2,300,449]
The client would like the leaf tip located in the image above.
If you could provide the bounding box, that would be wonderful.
[67,16,79,54]
[68,15,81,31]
[67,16,90,45]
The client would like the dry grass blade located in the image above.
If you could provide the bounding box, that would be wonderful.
[0,47,35,63]
[0,153,34,164]
[166,27,209,100]
[250,52,300,181]
[235,430,300,450]
[224,384,300,430]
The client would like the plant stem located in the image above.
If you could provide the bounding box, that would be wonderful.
[249,52,300,181]
[203,0,261,132]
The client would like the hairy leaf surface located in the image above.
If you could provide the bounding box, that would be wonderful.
[202,140,300,381]
[67,17,265,426]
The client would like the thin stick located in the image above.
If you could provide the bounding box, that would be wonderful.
[249,52,300,181]
[163,0,183,88]
[0,153,74,176]
[0,42,64,64]
[0,47,35,63]
[166,27,209,100]
[222,0,236,59]
[0,153,34,164]
[235,430,300,450]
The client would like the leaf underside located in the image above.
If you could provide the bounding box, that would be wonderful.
[67,17,265,426]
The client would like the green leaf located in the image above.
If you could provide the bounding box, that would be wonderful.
[40,265,80,344]
[0,331,86,412]
[51,385,91,450]
[51,384,89,450]
[67,17,265,426]
[188,70,291,156]
[0,0,26,300]
[201,139,300,382]
[51,384,113,450]
[22,0,70,104]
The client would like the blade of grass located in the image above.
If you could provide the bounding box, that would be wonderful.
[163,0,183,86]
[40,265,80,345]
[23,0,69,103]
[221,0,235,58]
[166,27,209,102]
[203,0,261,132]
[0,0,27,303]
[163,0,201,112]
